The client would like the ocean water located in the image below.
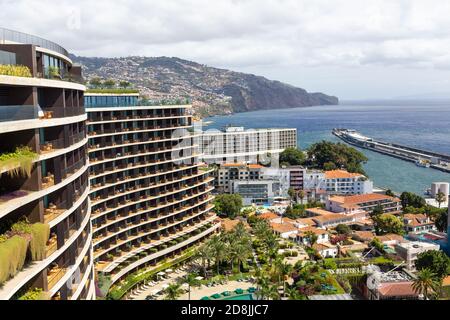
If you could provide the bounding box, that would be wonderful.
[204,100,450,195]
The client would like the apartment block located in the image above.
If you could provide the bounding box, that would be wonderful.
[198,126,297,164]
[326,193,402,215]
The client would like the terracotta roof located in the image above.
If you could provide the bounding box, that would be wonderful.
[329,193,399,205]
[296,218,317,227]
[221,163,264,169]
[403,214,432,227]
[248,164,264,169]
[222,163,245,167]
[221,218,250,232]
[259,212,279,221]
[378,282,417,297]
[443,276,450,287]
[353,231,376,241]
[270,222,298,234]
[325,170,363,179]
[306,207,336,216]
[312,242,336,251]
[312,213,353,224]
[298,226,328,236]
[377,234,406,243]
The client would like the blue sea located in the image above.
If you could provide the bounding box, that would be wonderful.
[204,100,450,195]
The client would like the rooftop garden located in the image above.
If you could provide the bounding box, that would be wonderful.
[0,64,32,77]
[86,78,138,94]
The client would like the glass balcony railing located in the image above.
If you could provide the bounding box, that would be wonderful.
[0,27,69,57]
[0,105,38,122]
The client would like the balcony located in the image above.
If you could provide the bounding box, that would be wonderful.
[0,105,39,123]
[43,202,66,223]
[47,263,68,290]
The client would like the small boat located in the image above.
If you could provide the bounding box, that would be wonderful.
[415,159,430,168]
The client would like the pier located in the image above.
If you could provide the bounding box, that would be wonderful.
[332,129,450,173]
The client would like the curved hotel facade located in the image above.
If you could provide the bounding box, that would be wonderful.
[86,93,218,286]
[0,28,95,299]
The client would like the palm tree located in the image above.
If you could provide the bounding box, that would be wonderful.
[435,191,446,208]
[412,268,441,300]
[263,233,279,263]
[297,190,305,205]
[274,258,292,296]
[262,284,280,300]
[253,220,271,241]
[255,275,271,300]
[209,235,227,275]
[233,243,252,273]
[304,231,318,248]
[184,273,200,301]
[196,244,212,278]
[164,283,183,300]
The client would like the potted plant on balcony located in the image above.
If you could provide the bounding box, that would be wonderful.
[0,146,38,178]
[48,66,61,79]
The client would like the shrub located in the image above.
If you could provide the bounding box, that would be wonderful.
[29,223,50,260]
[0,236,28,284]
[0,64,32,77]
[323,259,337,270]
[19,288,49,300]
[0,147,38,178]
[86,88,139,94]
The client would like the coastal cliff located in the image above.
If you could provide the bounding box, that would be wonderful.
[72,55,339,116]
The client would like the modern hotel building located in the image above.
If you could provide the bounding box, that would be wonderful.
[85,92,218,288]
[0,28,94,300]
[198,126,297,164]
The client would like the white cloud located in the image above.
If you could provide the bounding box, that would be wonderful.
[2,0,450,98]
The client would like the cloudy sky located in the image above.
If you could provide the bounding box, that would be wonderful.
[2,0,450,99]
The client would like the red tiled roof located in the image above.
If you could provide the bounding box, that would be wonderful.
[270,222,298,233]
[330,193,400,205]
[325,170,363,179]
[403,214,432,227]
[378,282,417,297]
[298,226,328,236]
[259,212,279,221]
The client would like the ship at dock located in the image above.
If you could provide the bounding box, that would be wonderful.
[332,128,450,173]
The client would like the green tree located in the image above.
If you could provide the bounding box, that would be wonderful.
[297,190,305,205]
[435,191,446,208]
[119,80,131,88]
[335,224,352,235]
[209,235,228,275]
[412,268,441,300]
[103,79,116,88]
[374,214,404,235]
[304,231,318,248]
[370,237,385,253]
[415,250,450,279]
[306,141,368,174]
[288,188,297,203]
[214,194,243,219]
[370,204,384,218]
[89,77,103,88]
[183,273,200,300]
[385,189,395,197]
[196,244,212,278]
[434,210,448,232]
[164,283,183,300]
[280,147,305,166]
[400,192,426,209]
